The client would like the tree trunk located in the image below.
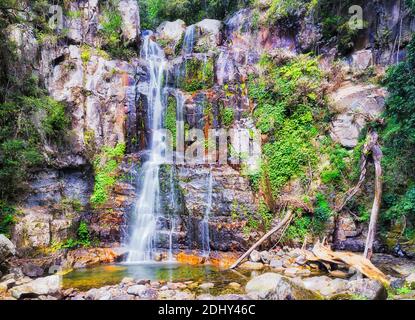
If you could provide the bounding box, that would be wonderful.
[364,132,383,260]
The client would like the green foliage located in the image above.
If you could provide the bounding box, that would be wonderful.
[316,0,366,55]
[284,214,311,242]
[321,143,350,186]
[90,143,126,206]
[249,53,323,196]
[0,201,16,237]
[77,221,91,247]
[265,0,317,25]
[98,4,136,60]
[139,0,250,29]
[380,36,415,238]
[220,107,234,127]
[406,0,415,14]
[314,192,332,221]
[178,57,215,92]
[54,221,91,250]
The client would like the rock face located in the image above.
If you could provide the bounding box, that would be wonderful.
[329,82,386,148]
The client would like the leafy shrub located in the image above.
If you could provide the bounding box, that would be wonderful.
[90,143,126,206]
[178,57,215,92]
[220,107,234,127]
[249,53,323,196]
[0,201,16,237]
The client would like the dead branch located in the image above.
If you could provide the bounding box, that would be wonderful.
[364,133,383,260]
[229,209,294,269]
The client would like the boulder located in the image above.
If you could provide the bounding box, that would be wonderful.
[302,276,348,297]
[127,284,147,296]
[21,263,45,278]
[406,273,415,289]
[118,0,140,43]
[157,20,186,42]
[245,273,322,300]
[10,275,61,299]
[345,279,387,300]
[329,82,386,148]
[199,282,215,290]
[249,250,261,263]
[239,261,264,271]
[0,235,16,264]
[195,19,222,51]
[349,50,373,72]
[260,251,271,264]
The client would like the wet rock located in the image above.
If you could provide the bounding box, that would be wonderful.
[246,273,322,300]
[345,279,387,300]
[121,277,134,284]
[10,275,61,299]
[0,235,15,265]
[63,248,124,269]
[405,273,415,289]
[302,276,348,297]
[157,20,186,42]
[390,278,405,290]
[118,0,140,43]
[270,258,284,269]
[239,261,264,271]
[284,267,311,277]
[294,255,307,266]
[21,263,44,278]
[228,282,241,290]
[249,250,261,263]
[260,251,271,264]
[199,282,215,290]
[85,287,112,300]
[195,19,223,51]
[127,285,147,296]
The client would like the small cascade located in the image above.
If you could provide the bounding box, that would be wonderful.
[200,169,213,257]
[183,25,196,55]
[127,32,169,262]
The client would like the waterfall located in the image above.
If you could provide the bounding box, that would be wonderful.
[200,169,213,257]
[127,33,168,262]
[183,25,196,55]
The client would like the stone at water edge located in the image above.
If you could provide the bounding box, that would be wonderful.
[245,273,323,300]
[260,251,271,264]
[302,276,348,297]
[405,273,415,289]
[0,234,16,264]
[127,284,147,296]
[345,279,387,300]
[284,267,311,277]
[199,283,215,290]
[10,275,61,299]
[249,250,261,263]
[239,261,264,270]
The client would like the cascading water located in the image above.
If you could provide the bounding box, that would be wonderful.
[183,25,196,55]
[127,32,169,262]
[200,169,213,257]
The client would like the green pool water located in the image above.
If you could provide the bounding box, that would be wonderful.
[62,262,256,294]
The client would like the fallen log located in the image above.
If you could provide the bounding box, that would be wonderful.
[311,241,389,286]
[229,209,294,269]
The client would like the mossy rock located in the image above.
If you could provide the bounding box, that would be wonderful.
[177,56,215,92]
